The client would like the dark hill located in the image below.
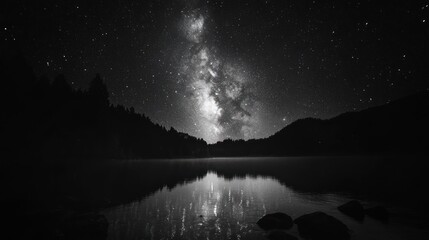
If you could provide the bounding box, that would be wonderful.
[209,91,429,156]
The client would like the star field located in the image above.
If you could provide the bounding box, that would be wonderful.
[2,0,428,143]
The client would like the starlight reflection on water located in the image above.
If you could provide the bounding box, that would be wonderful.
[104,172,426,240]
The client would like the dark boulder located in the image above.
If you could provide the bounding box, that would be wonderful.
[337,200,364,221]
[365,206,389,222]
[266,230,299,240]
[257,212,294,230]
[294,211,350,240]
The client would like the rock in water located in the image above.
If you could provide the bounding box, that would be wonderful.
[257,212,294,230]
[338,200,365,221]
[266,230,299,240]
[294,211,350,240]
[365,206,389,222]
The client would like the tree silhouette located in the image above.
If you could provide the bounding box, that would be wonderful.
[88,73,109,108]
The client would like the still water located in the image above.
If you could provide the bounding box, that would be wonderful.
[104,169,427,240]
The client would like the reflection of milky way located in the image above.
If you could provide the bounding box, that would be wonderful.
[179,10,259,143]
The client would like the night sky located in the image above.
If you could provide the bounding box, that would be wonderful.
[2,0,429,143]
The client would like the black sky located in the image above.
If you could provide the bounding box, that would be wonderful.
[2,0,428,143]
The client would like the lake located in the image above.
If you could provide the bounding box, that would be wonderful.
[101,157,429,240]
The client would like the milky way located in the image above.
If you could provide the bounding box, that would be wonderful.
[6,1,428,144]
[179,9,260,143]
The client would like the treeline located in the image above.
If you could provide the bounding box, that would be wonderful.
[2,47,428,161]
[2,50,207,162]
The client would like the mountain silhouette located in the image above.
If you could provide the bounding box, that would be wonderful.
[209,90,429,156]
[2,46,427,160]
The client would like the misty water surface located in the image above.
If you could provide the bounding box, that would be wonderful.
[104,162,427,240]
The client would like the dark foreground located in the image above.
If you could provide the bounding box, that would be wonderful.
[3,156,429,239]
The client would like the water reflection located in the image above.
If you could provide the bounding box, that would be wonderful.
[104,172,427,240]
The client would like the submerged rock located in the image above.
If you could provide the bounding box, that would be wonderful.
[365,206,389,222]
[257,212,294,230]
[294,211,350,240]
[266,230,299,240]
[338,200,365,221]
